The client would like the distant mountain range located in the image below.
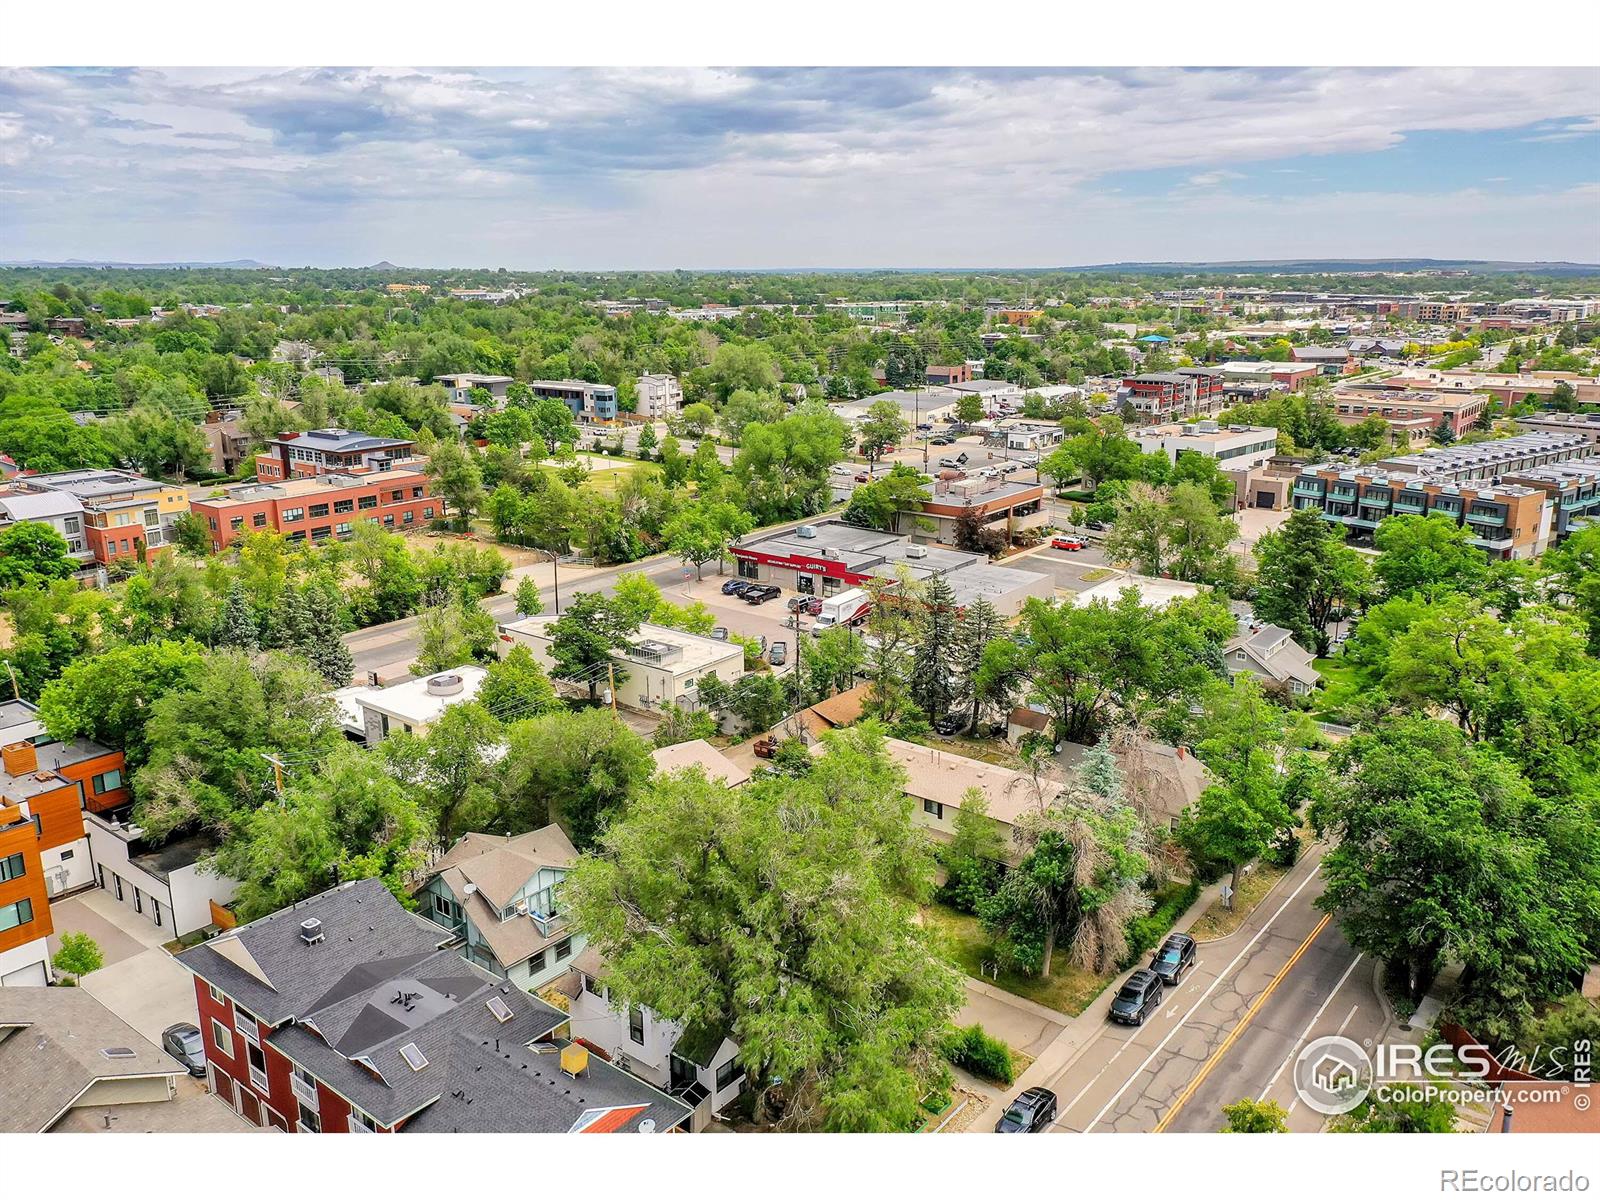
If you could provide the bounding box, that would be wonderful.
[0,258,277,269]
[1057,258,1600,275]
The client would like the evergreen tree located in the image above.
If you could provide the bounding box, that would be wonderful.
[216,581,259,653]
[910,574,958,721]
[302,584,354,687]
[264,585,310,651]
[1079,740,1124,805]
[951,595,1005,734]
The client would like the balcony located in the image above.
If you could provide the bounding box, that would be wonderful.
[290,1071,318,1108]
[347,1114,376,1133]
[1292,484,1326,498]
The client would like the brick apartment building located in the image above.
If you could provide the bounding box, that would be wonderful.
[925,363,973,385]
[1117,368,1225,421]
[22,469,188,566]
[176,878,689,1133]
[1330,388,1490,439]
[254,428,417,483]
[190,468,437,552]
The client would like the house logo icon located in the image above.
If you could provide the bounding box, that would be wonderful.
[1294,1035,1372,1115]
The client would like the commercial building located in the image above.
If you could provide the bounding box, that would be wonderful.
[253,428,416,482]
[1291,346,1356,376]
[498,618,745,712]
[176,877,690,1133]
[1291,465,1554,559]
[190,467,437,552]
[24,469,188,566]
[529,379,619,421]
[1513,411,1600,443]
[1500,458,1600,539]
[835,387,961,426]
[434,373,515,404]
[1217,361,1320,392]
[949,378,1026,410]
[0,484,94,573]
[1329,388,1489,439]
[634,373,682,419]
[730,520,1052,616]
[925,363,973,385]
[912,477,1048,544]
[1134,422,1279,473]
[415,826,585,992]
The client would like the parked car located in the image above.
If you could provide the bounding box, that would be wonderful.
[932,712,966,736]
[744,584,781,605]
[768,640,788,666]
[998,463,1021,475]
[830,464,854,475]
[854,472,871,483]
[1051,536,1086,551]
[722,579,752,596]
[938,456,962,469]
[787,596,822,615]
[1150,932,1197,986]
[709,626,729,641]
[1109,969,1164,1026]
[995,1087,1058,1133]
[930,435,954,446]
[162,1023,207,1076]
[752,736,779,759]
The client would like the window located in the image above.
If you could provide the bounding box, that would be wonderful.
[113,874,123,901]
[252,512,268,528]
[153,898,162,927]
[411,487,423,499]
[350,1108,378,1131]
[93,768,122,794]
[247,1040,267,1089]
[358,495,377,510]
[0,852,24,882]
[308,503,329,518]
[207,982,223,1004]
[58,848,72,860]
[382,515,394,527]
[715,1056,743,1093]
[297,1101,321,1133]
[133,887,143,914]
[209,1017,233,1057]
[281,507,304,523]
[310,526,332,541]
[230,517,245,531]
[64,515,80,534]
[554,937,572,961]
[583,973,602,995]
[0,897,33,931]
[335,522,351,537]
[334,498,354,514]
[923,799,944,820]
[526,948,547,974]
[628,1006,646,1045]
[402,511,414,524]
[422,506,435,519]
[390,490,403,503]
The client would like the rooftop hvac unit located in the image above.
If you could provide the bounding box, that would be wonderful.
[905,545,928,559]
[795,525,818,538]
[425,673,465,697]
[300,917,325,946]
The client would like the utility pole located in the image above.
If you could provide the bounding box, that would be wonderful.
[261,753,286,801]
[607,663,617,718]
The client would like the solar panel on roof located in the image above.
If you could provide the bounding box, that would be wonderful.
[399,1042,429,1071]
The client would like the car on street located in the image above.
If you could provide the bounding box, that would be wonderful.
[938,456,962,468]
[995,1087,1058,1133]
[932,712,966,736]
[787,596,822,615]
[930,435,954,446]
[162,1023,207,1076]
[998,463,1021,475]
[830,464,854,476]
[1050,536,1086,551]
[743,584,781,605]
[768,640,788,666]
[722,579,752,596]
[1109,969,1164,1026]
[1150,932,1196,986]
[854,472,871,483]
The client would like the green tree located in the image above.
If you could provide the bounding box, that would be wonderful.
[651,702,719,748]
[1328,1087,1456,1133]
[679,402,717,438]
[413,601,499,674]
[909,574,958,721]
[1221,1097,1288,1132]
[477,643,560,721]
[169,511,211,556]
[215,581,260,652]
[1252,506,1372,656]
[730,671,788,735]
[1372,513,1488,600]
[0,522,76,589]
[50,931,105,983]
[380,703,504,845]
[951,596,1006,734]
[857,399,910,465]
[562,724,962,1131]
[513,575,544,617]
[302,583,353,686]
[717,389,785,447]
[546,592,636,701]
[938,788,1008,913]
[425,440,486,527]
[841,463,930,532]
[37,639,206,770]
[954,392,986,426]
[706,342,780,402]
[497,707,653,847]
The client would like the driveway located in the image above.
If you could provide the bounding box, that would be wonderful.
[49,890,199,1046]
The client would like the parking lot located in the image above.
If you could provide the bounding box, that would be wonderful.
[672,573,812,675]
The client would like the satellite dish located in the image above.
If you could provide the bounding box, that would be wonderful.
[463,883,478,897]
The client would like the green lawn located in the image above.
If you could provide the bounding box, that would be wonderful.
[921,902,1113,1017]
[1311,655,1362,722]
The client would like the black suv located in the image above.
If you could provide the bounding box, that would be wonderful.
[1109,969,1164,1026]
[1150,932,1196,986]
[995,1087,1058,1133]
[932,712,966,736]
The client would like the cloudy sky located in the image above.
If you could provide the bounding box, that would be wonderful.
[2,66,1597,268]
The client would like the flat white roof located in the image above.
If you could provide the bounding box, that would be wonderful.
[1071,572,1204,611]
[500,617,742,676]
[356,666,489,724]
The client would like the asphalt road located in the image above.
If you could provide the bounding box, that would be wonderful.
[1036,842,1389,1135]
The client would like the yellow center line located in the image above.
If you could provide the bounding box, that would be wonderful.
[1153,911,1332,1133]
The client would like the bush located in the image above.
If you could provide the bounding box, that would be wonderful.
[1266,826,1302,869]
[1119,880,1201,970]
[940,1023,1015,1085]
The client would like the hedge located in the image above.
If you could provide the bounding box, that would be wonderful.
[1119,879,1202,970]
[940,1023,1015,1085]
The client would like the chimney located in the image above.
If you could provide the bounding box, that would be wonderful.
[2,741,38,777]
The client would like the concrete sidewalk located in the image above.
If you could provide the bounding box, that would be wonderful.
[957,977,1069,1060]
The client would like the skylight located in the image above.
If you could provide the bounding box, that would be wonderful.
[399,1042,428,1071]
[486,996,514,1024]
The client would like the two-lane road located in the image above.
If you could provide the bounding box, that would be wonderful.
[1027,842,1389,1135]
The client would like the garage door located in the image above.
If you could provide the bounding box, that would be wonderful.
[1,961,49,987]
[1256,491,1276,509]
